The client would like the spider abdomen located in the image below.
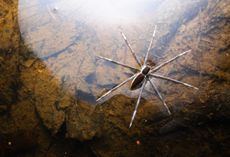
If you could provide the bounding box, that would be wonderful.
[130,73,145,90]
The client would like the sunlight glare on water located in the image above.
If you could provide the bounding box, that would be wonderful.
[65,0,154,23]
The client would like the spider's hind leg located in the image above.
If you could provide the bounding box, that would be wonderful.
[147,77,171,115]
[129,79,147,128]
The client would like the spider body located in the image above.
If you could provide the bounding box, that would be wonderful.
[97,26,198,128]
[130,65,150,90]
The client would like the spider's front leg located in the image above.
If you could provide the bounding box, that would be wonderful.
[150,49,192,73]
[144,25,157,65]
[96,56,139,71]
[120,31,142,67]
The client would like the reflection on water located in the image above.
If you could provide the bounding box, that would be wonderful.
[18,0,201,104]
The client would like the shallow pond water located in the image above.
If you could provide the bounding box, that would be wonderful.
[0,0,230,156]
[18,0,201,105]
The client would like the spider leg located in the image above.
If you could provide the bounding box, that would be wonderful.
[129,78,147,128]
[147,77,171,115]
[144,25,157,65]
[97,56,139,71]
[150,49,192,73]
[120,31,142,67]
[149,73,199,90]
[97,74,137,102]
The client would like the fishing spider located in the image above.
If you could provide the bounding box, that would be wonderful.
[97,26,198,128]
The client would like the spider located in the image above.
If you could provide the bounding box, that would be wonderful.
[97,26,198,128]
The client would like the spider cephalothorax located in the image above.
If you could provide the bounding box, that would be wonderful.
[97,26,198,128]
[141,65,151,75]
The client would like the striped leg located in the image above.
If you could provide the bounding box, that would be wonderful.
[120,31,142,67]
[97,56,139,71]
[97,74,137,102]
[129,79,147,128]
[147,77,171,115]
[144,25,157,65]
[149,73,198,90]
[150,50,192,73]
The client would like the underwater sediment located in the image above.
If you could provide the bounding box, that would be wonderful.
[0,0,229,156]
